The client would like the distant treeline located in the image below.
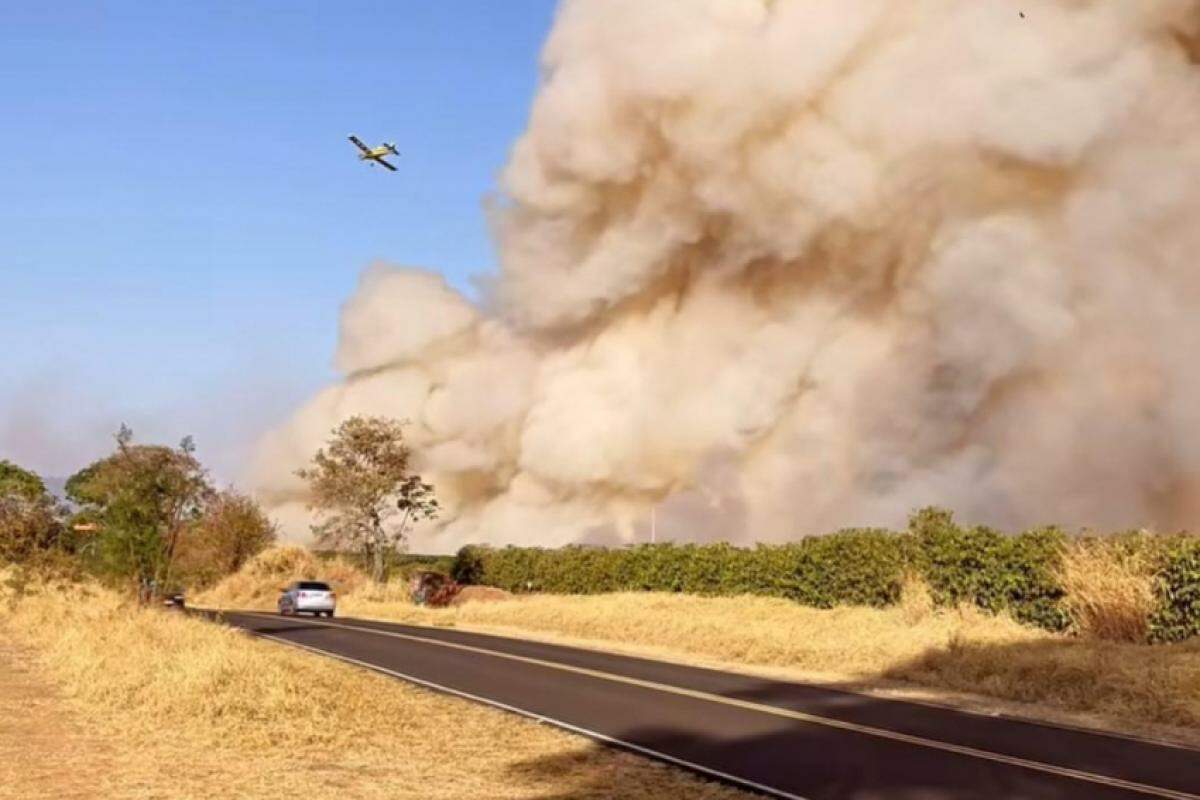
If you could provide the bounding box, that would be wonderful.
[1,438,276,596]
[452,508,1200,643]
[315,549,454,577]
[2,415,442,595]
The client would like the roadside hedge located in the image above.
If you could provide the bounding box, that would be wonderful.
[456,530,910,608]
[453,508,1200,639]
[1149,538,1200,643]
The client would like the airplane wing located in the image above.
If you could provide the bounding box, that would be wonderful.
[376,158,398,172]
[347,135,372,154]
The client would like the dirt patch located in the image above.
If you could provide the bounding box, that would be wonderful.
[0,637,117,799]
[451,586,513,605]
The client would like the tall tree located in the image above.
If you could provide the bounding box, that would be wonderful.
[297,416,438,583]
[67,426,212,596]
[0,460,64,563]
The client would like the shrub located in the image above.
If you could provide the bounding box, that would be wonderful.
[998,526,1071,631]
[0,460,66,564]
[452,545,486,585]
[908,509,1068,630]
[792,529,909,608]
[174,490,277,589]
[1149,538,1200,643]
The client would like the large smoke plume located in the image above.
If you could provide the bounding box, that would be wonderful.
[254,0,1200,549]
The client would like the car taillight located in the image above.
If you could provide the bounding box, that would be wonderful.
[329,592,336,599]
[299,591,309,598]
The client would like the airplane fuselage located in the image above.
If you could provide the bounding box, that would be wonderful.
[348,135,398,170]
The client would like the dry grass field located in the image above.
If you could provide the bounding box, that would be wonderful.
[1058,538,1161,642]
[197,547,1200,745]
[0,573,753,800]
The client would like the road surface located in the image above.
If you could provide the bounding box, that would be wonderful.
[201,610,1200,800]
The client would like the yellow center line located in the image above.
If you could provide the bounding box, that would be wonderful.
[233,612,1198,800]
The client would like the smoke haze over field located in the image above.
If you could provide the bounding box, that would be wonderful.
[254,0,1200,549]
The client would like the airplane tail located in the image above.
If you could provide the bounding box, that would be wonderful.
[386,143,399,155]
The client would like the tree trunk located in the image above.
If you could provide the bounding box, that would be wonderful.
[371,526,387,584]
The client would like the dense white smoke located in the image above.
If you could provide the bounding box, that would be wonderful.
[254,0,1200,550]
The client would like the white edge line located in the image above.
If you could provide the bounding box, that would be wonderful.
[252,631,809,800]
[194,607,1199,754]
[212,611,1199,800]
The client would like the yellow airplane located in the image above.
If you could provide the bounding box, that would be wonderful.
[348,134,399,171]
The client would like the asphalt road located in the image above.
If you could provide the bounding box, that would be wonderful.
[201,610,1200,800]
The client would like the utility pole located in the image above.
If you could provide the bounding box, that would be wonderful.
[650,506,657,544]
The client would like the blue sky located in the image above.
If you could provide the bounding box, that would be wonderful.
[0,1,558,479]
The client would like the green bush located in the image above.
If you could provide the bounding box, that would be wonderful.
[450,507,1198,639]
[451,545,486,585]
[999,526,1071,631]
[1149,538,1200,643]
[908,509,1069,630]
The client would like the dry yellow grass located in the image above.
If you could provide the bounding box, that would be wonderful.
[193,545,368,609]
[197,547,1200,745]
[0,573,754,800]
[0,639,123,800]
[1059,539,1158,642]
[349,590,1034,675]
[896,572,936,625]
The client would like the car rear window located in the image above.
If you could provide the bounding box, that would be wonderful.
[298,581,331,591]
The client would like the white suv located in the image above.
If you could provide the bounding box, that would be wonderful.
[278,581,336,617]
